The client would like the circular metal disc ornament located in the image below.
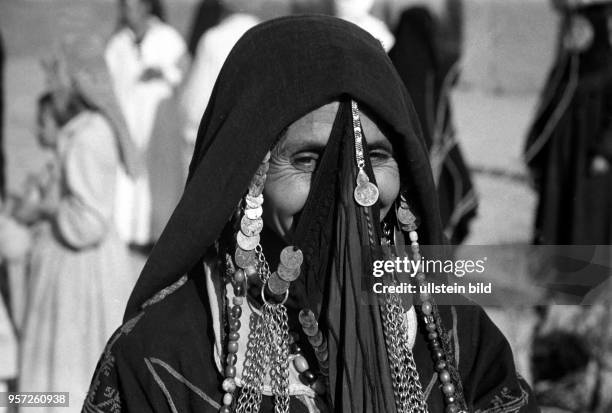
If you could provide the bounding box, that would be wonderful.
[245,194,264,208]
[268,272,290,295]
[308,330,324,347]
[240,216,263,237]
[280,247,303,269]
[234,247,257,268]
[277,263,300,282]
[314,336,328,352]
[257,162,270,175]
[248,184,264,197]
[356,169,370,186]
[244,206,263,219]
[236,232,259,251]
[315,348,329,362]
[303,323,319,337]
[298,309,317,327]
[251,171,267,188]
[354,182,379,207]
[397,207,418,230]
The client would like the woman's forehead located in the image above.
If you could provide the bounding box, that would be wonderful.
[282,101,390,150]
[286,102,340,146]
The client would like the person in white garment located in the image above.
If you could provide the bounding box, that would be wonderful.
[178,0,259,175]
[18,38,139,413]
[106,0,187,252]
[334,0,395,51]
[0,292,16,413]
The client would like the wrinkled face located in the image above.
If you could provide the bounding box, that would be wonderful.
[263,101,400,242]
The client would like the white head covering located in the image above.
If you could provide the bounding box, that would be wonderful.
[335,0,375,19]
[43,37,144,177]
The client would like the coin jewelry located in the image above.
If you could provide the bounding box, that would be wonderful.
[221,142,467,412]
[351,100,380,207]
[223,152,307,413]
[397,193,420,232]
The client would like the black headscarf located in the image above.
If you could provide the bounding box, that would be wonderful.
[124,15,444,412]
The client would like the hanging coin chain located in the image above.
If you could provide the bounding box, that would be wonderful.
[220,151,311,413]
[352,100,380,207]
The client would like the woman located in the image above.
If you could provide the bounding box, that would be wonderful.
[389,7,477,245]
[106,0,187,251]
[525,0,612,245]
[19,39,140,412]
[85,16,538,412]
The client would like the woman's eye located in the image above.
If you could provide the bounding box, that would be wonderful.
[369,149,393,164]
[292,152,320,172]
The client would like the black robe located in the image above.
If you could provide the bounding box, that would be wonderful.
[83,277,539,413]
[525,4,612,245]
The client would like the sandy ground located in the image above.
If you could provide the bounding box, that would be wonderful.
[1,0,549,385]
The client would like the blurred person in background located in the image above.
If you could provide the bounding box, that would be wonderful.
[389,6,477,244]
[17,38,140,412]
[0,28,18,411]
[186,0,227,57]
[291,0,334,14]
[7,93,61,227]
[333,0,395,51]
[0,30,5,199]
[106,0,188,254]
[178,0,259,174]
[525,1,612,411]
[525,0,612,246]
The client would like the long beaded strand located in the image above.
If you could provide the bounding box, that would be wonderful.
[403,224,467,413]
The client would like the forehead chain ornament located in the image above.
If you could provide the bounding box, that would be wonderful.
[351,100,380,207]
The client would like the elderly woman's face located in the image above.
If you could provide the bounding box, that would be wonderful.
[264,102,400,241]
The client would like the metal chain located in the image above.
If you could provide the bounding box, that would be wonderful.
[351,100,366,168]
[236,314,269,413]
[255,244,271,283]
[380,233,428,413]
[269,304,290,413]
[235,303,290,413]
[383,292,430,413]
